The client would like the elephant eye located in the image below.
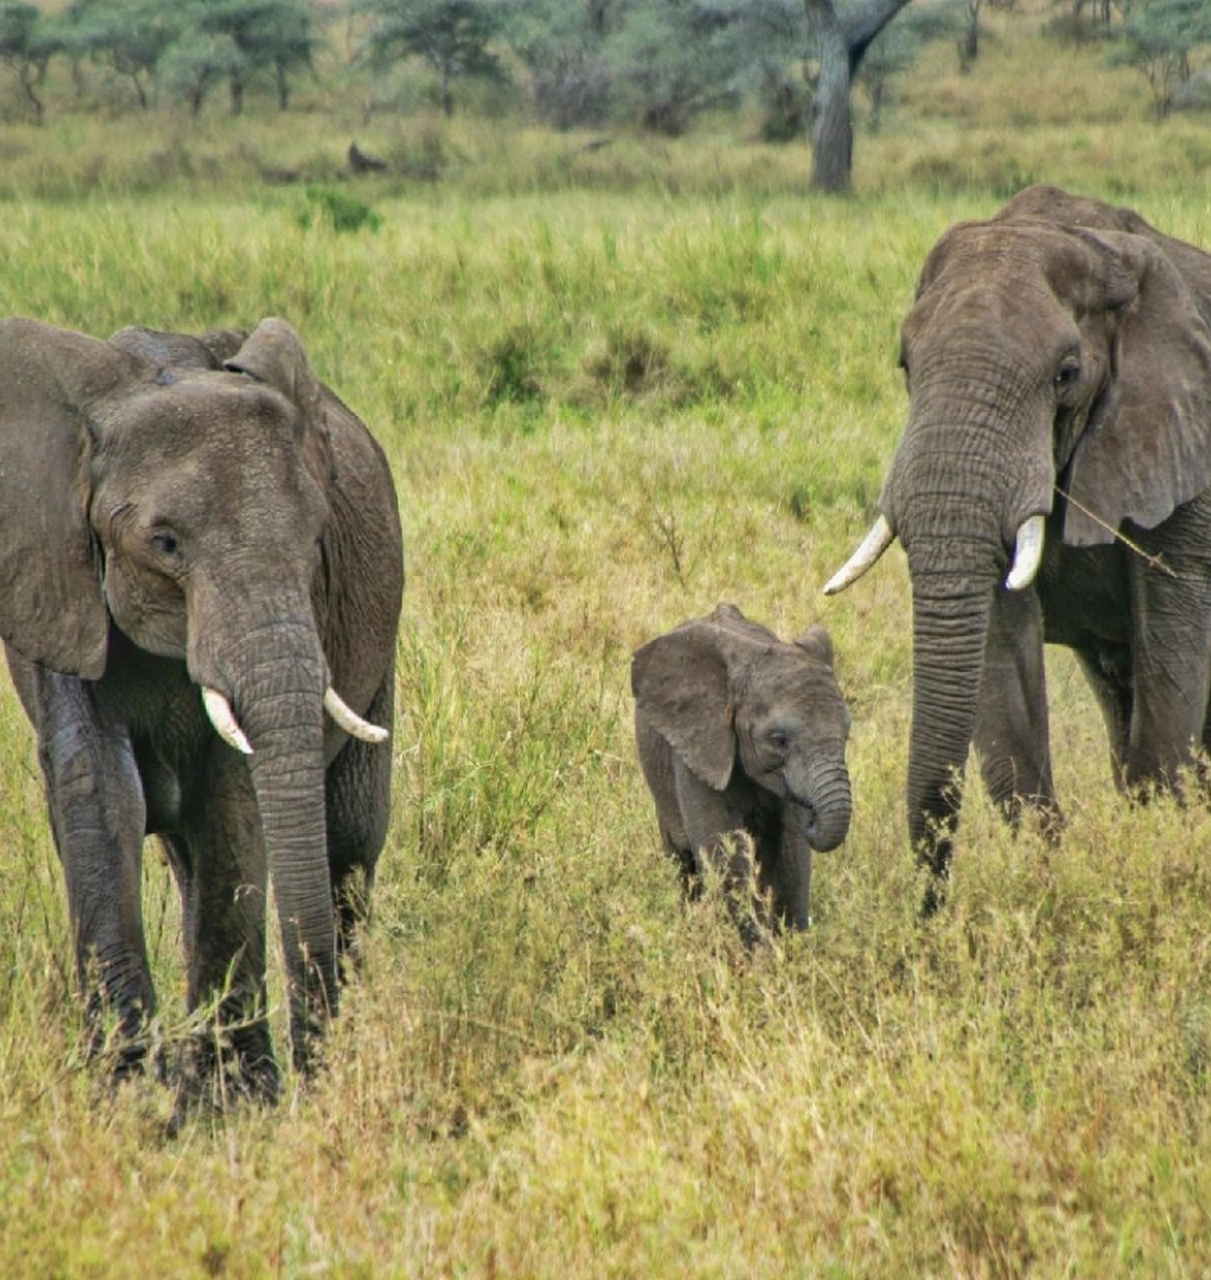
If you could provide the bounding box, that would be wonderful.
[1054,356,1081,394]
[150,528,181,558]
[767,729,789,754]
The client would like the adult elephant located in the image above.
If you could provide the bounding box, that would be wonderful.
[0,315,404,1103]
[825,184,1211,890]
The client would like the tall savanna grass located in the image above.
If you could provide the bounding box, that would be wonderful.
[1,8,1211,1276]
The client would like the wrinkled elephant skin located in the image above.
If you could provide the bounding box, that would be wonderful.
[825,184,1211,894]
[0,316,404,1104]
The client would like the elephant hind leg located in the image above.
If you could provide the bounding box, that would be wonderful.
[1074,647,1133,789]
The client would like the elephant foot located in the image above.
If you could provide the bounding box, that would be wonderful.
[83,996,162,1088]
[167,1024,282,1134]
[920,876,948,919]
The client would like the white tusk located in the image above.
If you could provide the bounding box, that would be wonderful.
[1005,514,1046,590]
[201,687,253,755]
[823,515,895,595]
[324,687,389,744]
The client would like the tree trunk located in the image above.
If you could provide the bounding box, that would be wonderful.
[803,0,915,193]
[806,3,853,193]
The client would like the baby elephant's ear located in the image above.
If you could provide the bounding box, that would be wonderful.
[793,624,835,668]
[632,624,736,790]
[0,318,140,678]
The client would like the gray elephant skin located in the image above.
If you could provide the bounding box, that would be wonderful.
[0,315,404,1102]
[826,183,1211,891]
[632,604,852,935]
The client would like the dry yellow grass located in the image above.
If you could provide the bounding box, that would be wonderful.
[0,10,1210,1276]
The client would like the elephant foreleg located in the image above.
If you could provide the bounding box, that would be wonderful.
[18,664,154,1077]
[672,758,767,941]
[174,751,277,1107]
[973,589,1062,838]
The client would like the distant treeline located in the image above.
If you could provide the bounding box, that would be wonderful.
[1,0,1207,131]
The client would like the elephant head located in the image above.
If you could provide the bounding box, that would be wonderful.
[825,185,1211,870]
[0,315,399,1069]
[632,604,852,930]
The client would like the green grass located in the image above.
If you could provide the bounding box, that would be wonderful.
[2,11,1211,1277]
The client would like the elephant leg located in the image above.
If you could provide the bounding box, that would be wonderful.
[973,589,1062,837]
[1072,645,1133,789]
[20,665,154,1077]
[173,751,278,1107]
[767,807,811,932]
[659,820,701,897]
[672,758,766,941]
[325,670,394,967]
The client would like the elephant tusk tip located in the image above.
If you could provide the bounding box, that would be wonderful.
[201,687,254,755]
[323,686,390,744]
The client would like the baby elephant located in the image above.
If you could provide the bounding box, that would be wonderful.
[632,603,852,935]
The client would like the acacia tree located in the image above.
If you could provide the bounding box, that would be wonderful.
[803,0,914,192]
[359,0,506,117]
[0,2,64,123]
[1110,0,1211,119]
[66,0,176,109]
[187,0,316,113]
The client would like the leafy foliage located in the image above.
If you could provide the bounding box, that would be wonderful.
[1109,0,1211,117]
[357,0,508,117]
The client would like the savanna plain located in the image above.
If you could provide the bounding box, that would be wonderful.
[3,16,1211,1279]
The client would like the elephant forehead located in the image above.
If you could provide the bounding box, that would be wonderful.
[918,220,1117,314]
[99,375,302,461]
[743,653,843,708]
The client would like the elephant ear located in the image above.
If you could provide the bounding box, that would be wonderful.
[632,622,736,791]
[793,624,834,669]
[0,318,145,677]
[224,318,335,484]
[1062,230,1211,546]
[225,318,325,422]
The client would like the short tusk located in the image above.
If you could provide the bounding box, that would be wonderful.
[324,687,389,744]
[823,515,895,595]
[1005,514,1046,590]
[201,687,253,755]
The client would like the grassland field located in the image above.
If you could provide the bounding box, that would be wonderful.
[1,10,1211,1278]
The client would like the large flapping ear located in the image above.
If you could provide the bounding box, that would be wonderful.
[0,318,144,677]
[1060,230,1211,545]
[632,621,737,791]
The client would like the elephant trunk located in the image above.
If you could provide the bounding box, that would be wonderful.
[904,554,998,874]
[771,764,852,932]
[794,762,852,854]
[205,618,336,1073]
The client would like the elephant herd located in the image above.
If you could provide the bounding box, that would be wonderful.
[5,183,1211,1111]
